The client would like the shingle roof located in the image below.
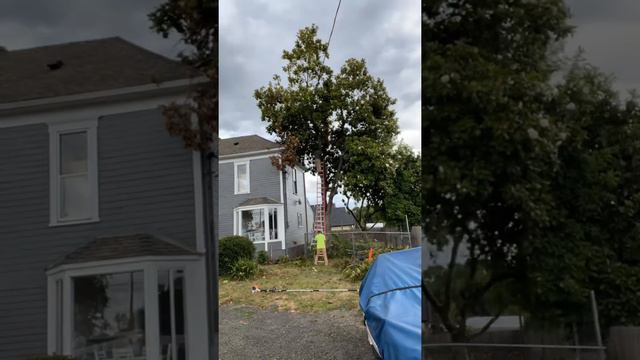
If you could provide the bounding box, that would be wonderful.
[0,37,199,104]
[312,205,356,227]
[219,135,281,156]
[48,233,199,269]
[238,197,281,207]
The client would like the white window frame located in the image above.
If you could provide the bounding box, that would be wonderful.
[49,119,99,226]
[291,167,298,195]
[234,160,250,195]
[233,204,285,250]
[46,256,208,359]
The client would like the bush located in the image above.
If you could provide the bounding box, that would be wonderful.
[28,356,78,360]
[256,250,269,265]
[276,255,290,264]
[331,258,353,271]
[220,236,255,275]
[229,259,260,280]
[328,234,351,258]
[343,260,372,281]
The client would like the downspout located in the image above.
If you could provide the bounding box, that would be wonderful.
[202,139,219,360]
[282,169,288,256]
[302,168,309,253]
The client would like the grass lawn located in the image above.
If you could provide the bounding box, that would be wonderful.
[219,260,362,312]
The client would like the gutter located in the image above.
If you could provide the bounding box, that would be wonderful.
[0,76,209,115]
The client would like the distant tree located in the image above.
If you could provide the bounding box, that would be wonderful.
[382,144,421,229]
[255,25,399,229]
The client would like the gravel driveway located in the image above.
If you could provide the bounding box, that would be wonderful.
[220,304,379,359]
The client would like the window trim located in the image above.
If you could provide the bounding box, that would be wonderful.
[233,160,250,195]
[49,119,99,226]
[233,204,285,250]
[47,256,206,359]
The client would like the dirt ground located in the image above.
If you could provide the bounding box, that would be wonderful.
[219,304,379,359]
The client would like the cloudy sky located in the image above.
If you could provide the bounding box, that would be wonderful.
[564,0,640,95]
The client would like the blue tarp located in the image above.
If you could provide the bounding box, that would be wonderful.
[359,247,422,360]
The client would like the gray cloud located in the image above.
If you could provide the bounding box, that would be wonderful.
[0,0,184,59]
[564,1,640,94]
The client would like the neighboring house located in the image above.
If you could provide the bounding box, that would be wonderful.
[312,205,357,231]
[218,135,314,258]
[0,38,212,359]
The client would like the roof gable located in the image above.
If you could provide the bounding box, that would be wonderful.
[0,37,198,104]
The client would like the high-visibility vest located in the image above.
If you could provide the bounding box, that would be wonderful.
[315,233,326,249]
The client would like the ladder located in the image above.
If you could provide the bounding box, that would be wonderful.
[313,159,328,235]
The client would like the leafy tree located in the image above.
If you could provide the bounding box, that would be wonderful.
[423,0,572,341]
[255,25,399,228]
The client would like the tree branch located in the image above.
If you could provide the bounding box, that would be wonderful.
[468,306,507,340]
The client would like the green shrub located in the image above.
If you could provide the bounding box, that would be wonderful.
[220,235,255,275]
[256,250,269,265]
[291,258,313,268]
[331,258,353,271]
[229,259,260,280]
[328,234,351,258]
[276,255,290,264]
[343,260,372,281]
[28,356,78,360]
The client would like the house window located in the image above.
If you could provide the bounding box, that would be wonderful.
[238,208,265,242]
[72,271,146,359]
[292,168,298,195]
[234,161,250,194]
[297,213,303,228]
[269,208,279,240]
[235,205,284,249]
[159,269,187,360]
[49,120,98,225]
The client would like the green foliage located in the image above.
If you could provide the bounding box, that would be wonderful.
[343,260,372,282]
[276,255,290,264]
[423,0,573,341]
[229,259,260,281]
[328,234,351,258]
[256,250,269,265]
[382,144,422,228]
[219,236,255,275]
[254,25,399,228]
[331,258,353,271]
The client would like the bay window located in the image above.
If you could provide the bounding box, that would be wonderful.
[235,204,285,250]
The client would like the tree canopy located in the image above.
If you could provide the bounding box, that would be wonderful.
[255,25,400,227]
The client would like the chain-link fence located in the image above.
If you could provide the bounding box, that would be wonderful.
[302,229,420,259]
[423,291,606,360]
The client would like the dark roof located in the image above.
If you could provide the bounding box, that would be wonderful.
[312,205,356,227]
[238,197,281,207]
[219,135,281,156]
[0,37,199,104]
[49,233,199,269]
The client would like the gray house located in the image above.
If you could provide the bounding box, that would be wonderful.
[218,135,314,258]
[0,38,212,359]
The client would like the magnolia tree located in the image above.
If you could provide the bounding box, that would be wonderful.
[255,25,399,229]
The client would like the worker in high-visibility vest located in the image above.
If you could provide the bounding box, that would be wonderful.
[314,230,328,265]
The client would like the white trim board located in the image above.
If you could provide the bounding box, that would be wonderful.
[193,151,205,252]
[0,76,208,112]
[0,92,191,128]
[219,147,283,160]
